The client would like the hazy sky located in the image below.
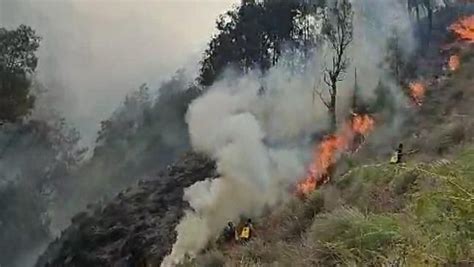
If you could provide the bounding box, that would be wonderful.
[0,0,238,144]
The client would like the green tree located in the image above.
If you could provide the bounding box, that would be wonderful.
[199,0,324,86]
[0,25,41,123]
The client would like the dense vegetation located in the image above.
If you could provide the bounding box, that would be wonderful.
[0,25,39,123]
[198,0,325,86]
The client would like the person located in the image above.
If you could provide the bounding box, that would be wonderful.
[396,143,404,163]
[390,143,404,164]
[239,218,254,242]
[223,221,237,243]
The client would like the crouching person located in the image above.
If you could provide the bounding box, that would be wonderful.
[223,221,238,243]
[239,218,254,243]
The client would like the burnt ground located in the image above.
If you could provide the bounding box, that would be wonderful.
[35,152,217,267]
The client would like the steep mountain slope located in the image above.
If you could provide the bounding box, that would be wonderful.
[36,153,216,267]
[35,4,474,267]
[212,151,473,266]
[187,35,474,267]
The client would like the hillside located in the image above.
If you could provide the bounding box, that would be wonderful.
[35,44,474,267]
[35,153,216,266]
[206,151,473,266]
[32,3,474,267]
[182,39,474,267]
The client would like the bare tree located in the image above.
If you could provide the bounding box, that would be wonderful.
[315,0,354,132]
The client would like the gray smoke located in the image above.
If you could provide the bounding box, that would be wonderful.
[162,64,320,267]
[0,0,238,145]
[1,1,239,266]
[163,1,416,265]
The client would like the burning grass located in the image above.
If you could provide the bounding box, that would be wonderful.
[449,15,474,43]
[296,114,375,196]
[449,54,461,71]
[409,81,427,106]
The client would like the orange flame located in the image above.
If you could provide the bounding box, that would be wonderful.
[296,114,375,196]
[409,81,426,106]
[352,113,375,134]
[449,15,474,43]
[449,54,460,71]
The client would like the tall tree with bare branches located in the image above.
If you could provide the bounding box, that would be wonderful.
[315,0,353,132]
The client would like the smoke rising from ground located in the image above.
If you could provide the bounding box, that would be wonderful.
[163,0,417,265]
[162,67,317,266]
[0,0,237,145]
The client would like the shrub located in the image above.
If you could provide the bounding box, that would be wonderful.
[307,208,403,265]
[196,250,226,267]
[268,192,325,242]
[392,170,419,195]
[231,238,281,266]
[408,162,474,264]
[336,164,417,212]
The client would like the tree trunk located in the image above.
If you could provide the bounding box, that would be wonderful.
[427,8,433,33]
[329,106,336,133]
[415,6,420,23]
[329,84,337,133]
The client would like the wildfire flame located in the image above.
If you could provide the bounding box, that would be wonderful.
[295,13,466,199]
[449,54,460,71]
[409,81,426,106]
[449,15,474,43]
[296,113,375,196]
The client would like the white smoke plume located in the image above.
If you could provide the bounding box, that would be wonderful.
[161,65,320,267]
[162,1,417,265]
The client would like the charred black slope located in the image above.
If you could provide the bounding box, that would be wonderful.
[36,153,216,267]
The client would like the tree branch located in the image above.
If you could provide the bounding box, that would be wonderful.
[315,88,331,109]
[323,69,332,87]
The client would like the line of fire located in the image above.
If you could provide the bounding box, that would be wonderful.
[296,14,474,197]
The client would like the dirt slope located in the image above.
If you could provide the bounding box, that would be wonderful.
[35,153,216,267]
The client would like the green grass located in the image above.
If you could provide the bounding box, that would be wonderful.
[219,148,474,266]
[307,208,403,266]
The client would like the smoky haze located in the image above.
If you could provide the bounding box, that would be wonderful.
[1,1,238,266]
[0,0,238,145]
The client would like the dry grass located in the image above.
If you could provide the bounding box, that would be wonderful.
[178,250,226,267]
[216,148,474,267]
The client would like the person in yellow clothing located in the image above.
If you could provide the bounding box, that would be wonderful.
[390,143,404,164]
[239,218,254,243]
